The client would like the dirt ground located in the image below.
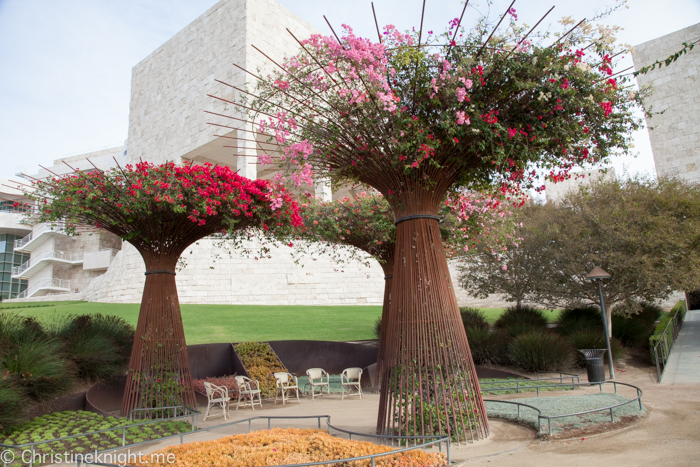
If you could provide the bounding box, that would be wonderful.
[458,356,700,466]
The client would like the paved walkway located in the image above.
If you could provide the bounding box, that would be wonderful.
[661,309,700,384]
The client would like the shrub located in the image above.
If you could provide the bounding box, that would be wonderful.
[611,315,653,348]
[508,331,574,372]
[567,330,624,367]
[649,300,687,362]
[0,314,75,402]
[556,306,602,336]
[635,302,663,327]
[1,339,75,401]
[0,380,26,432]
[495,305,548,338]
[192,375,239,399]
[47,314,134,381]
[460,307,489,331]
[466,328,509,366]
[374,316,382,339]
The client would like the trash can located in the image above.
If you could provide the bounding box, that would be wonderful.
[578,349,607,383]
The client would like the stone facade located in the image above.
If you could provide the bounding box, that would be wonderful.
[82,240,386,305]
[126,0,319,180]
[80,239,504,307]
[633,23,700,183]
[544,169,615,204]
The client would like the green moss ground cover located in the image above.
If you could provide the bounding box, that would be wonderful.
[1,301,520,343]
[0,411,192,466]
[485,393,646,435]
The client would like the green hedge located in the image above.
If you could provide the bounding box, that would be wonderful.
[649,300,687,362]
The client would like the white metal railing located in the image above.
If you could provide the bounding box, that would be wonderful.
[11,249,84,276]
[13,221,66,250]
[0,207,30,214]
[16,278,71,299]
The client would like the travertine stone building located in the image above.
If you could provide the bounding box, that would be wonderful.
[633,23,700,183]
[127,0,319,182]
[10,0,392,305]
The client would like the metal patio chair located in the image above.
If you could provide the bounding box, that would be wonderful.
[306,368,330,399]
[274,372,300,405]
[234,375,262,410]
[202,382,230,421]
[341,367,363,400]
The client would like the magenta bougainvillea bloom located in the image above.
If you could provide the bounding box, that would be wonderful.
[26,161,302,416]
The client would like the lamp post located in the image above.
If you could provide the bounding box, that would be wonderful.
[586,266,615,379]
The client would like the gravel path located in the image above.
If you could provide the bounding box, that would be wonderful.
[485,393,646,435]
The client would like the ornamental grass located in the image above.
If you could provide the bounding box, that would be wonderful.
[134,428,446,467]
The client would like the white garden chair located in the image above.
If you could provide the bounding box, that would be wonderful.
[202,382,230,421]
[341,367,363,400]
[306,368,330,399]
[274,372,300,405]
[234,375,262,410]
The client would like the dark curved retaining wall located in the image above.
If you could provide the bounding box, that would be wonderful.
[85,376,126,416]
[77,341,525,416]
[26,391,86,418]
[187,343,237,379]
[268,340,378,376]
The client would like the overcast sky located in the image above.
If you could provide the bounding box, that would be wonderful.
[1,0,699,181]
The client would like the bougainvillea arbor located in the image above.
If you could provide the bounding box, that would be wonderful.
[298,191,515,381]
[27,162,302,417]
[211,1,643,442]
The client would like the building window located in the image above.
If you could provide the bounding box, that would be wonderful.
[0,234,28,300]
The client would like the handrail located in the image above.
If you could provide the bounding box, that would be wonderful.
[66,415,451,467]
[12,249,84,276]
[485,380,644,435]
[13,221,66,250]
[480,372,581,396]
[652,300,688,382]
[15,278,71,299]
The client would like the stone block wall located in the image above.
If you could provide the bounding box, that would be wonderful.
[633,23,700,183]
[82,240,386,305]
[126,0,318,168]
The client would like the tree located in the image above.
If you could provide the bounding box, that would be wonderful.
[26,162,301,416]
[222,4,643,441]
[458,202,549,309]
[460,177,700,335]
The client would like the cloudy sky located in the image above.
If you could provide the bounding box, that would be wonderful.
[1,0,699,181]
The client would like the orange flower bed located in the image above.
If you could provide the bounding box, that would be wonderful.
[134,428,446,467]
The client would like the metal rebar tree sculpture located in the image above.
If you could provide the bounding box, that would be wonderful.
[212,1,645,442]
[296,191,515,385]
[25,161,302,417]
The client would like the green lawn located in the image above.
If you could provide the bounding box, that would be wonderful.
[0,301,385,344]
[1,301,559,344]
[478,307,560,325]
